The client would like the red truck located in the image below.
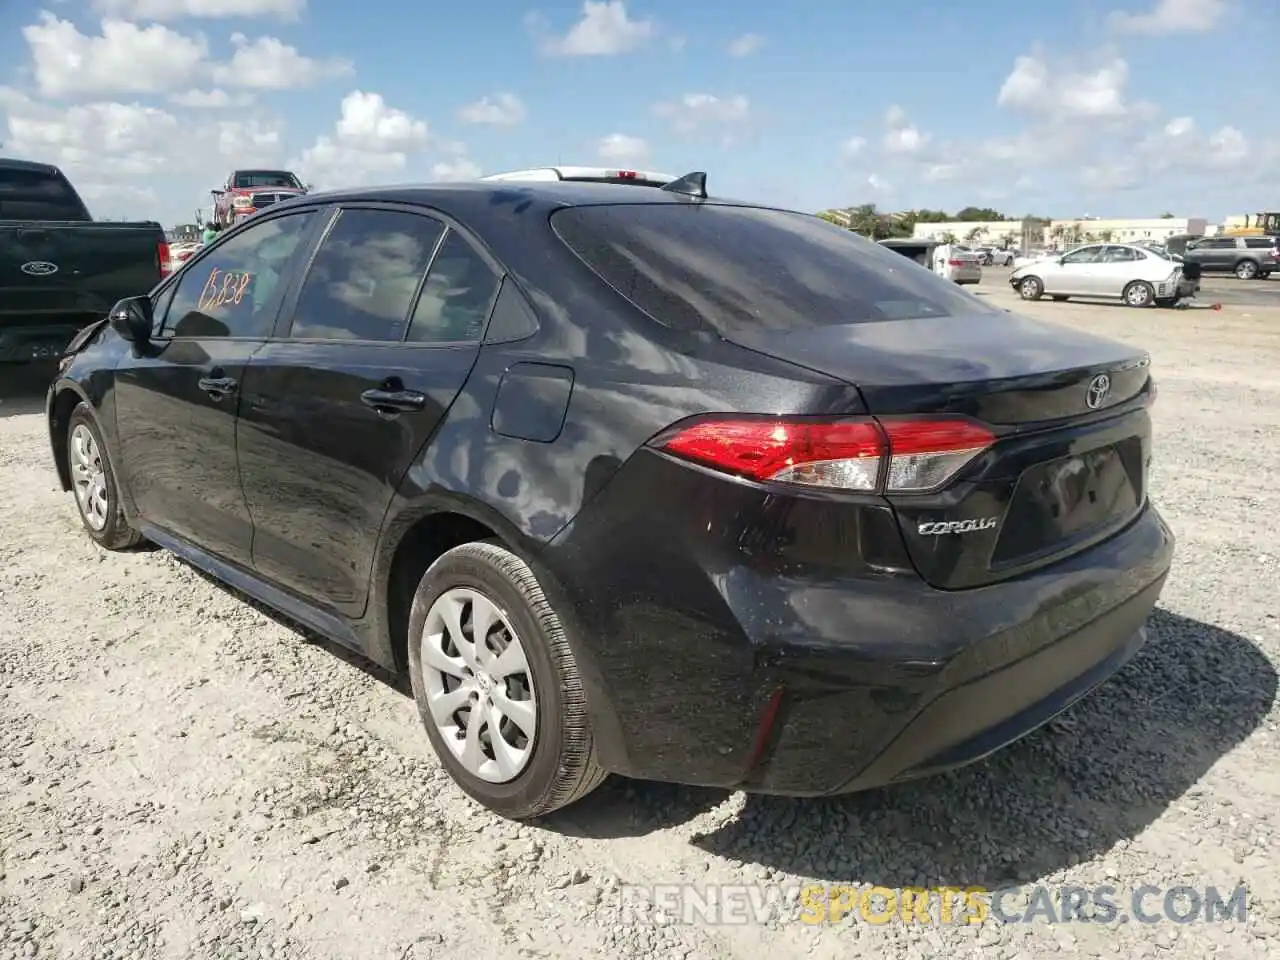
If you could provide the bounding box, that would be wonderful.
[210,168,309,228]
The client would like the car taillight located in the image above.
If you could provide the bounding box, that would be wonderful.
[157,240,171,276]
[649,416,995,493]
[947,258,965,267]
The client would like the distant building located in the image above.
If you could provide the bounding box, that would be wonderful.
[1048,217,1207,244]
[913,216,1207,248]
[168,223,201,242]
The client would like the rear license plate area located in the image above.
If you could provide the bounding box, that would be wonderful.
[991,439,1143,567]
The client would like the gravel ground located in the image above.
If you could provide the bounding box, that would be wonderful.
[2,287,1279,959]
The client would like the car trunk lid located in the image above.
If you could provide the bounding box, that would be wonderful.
[726,312,1154,590]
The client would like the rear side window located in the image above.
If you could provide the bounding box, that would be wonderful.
[405,231,501,343]
[1244,238,1277,249]
[0,166,91,221]
[550,204,1000,335]
[288,208,445,342]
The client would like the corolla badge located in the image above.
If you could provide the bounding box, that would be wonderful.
[20,261,59,276]
[918,517,998,536]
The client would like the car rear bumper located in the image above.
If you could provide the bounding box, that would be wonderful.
[545,450,1175,795]
[0,323,83,363]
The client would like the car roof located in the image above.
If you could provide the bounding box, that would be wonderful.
[295,179,761,217]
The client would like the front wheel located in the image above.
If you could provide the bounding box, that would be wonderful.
[1018,276,1043,300]
[407,541,607,820]
[1123,280,1155,307]
[66,402,143,550]
[1235,260,1259,280]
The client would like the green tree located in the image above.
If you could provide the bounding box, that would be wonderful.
[1159,212,1175,219]
[955,206,1006,222]
[965,226,988,244]
[940,231,958,244]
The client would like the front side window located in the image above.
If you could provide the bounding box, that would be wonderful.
[1061,246,1104,264]
[550,203,1000,335]
[288,209,446,342]
[163,212,315,339]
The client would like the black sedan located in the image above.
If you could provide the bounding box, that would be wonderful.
[45,174,1174,819]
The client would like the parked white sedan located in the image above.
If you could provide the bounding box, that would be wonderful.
[1009,242,1199,307]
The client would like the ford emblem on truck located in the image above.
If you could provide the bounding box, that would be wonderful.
[20,261,59,276]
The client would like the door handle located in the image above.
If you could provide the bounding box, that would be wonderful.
[198,376,238,400]
[360,387,426,415]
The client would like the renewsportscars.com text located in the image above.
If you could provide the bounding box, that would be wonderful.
[612,883,1248,926]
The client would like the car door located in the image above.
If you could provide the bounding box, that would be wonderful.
[112,209,321,567]
[1095,245,1141,296]
[1195,238,1234,271]
[1049,245,1104,295]
[236,204,503,617]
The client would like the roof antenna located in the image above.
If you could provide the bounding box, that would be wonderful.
[661,171,707,200]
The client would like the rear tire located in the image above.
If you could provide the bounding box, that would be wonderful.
[407,541,606,820]
[1123,281,1155,308]
[1018,276,1043,300]
[66,402,143,551]
[1235,260,1259,280]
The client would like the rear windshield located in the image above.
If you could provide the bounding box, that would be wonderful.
[0,167,91,221]
[550,203,998,335]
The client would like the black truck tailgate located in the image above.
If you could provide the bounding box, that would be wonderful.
[0,220,166,362]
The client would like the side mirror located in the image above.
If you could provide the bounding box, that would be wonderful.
[108,296,154,344]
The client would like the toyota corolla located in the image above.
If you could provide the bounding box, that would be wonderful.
[46,173,1174,819]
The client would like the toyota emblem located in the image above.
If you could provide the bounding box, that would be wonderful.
[1085,374,1111,410]
[20,261,59,276]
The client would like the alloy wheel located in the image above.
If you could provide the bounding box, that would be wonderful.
[70,424,109,531]
[1125,282,1152,307]
[420,587,538,783]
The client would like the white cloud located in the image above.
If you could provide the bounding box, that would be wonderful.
[91,0,305,20]
[457,93,526,126]
[727,33,763,57]
[866,174,890,193]
[431,158,482,181]
[652,92,750,139]
[169,88,254,108]
[997,51,1131,119]
[22,13,209,98]
[529,1,655,56]
[212,33,353,89]
[596,132,649,164]
[216,117,284,163]
[291,90,430,189]
[882,104,928,155]
[839,135,866,159]
[1108,0,1228,35]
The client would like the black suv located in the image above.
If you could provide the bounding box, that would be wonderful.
[1180,236,1277,280]
[46,180,1174,820]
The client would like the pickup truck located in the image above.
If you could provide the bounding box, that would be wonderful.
[211,168,309,228]
[1,157,169,364]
